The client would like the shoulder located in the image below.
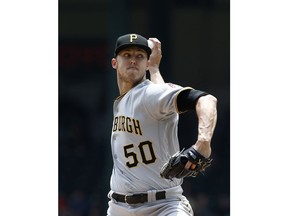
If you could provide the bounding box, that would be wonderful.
[145,82,187,95]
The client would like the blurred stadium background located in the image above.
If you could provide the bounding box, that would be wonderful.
[59,0,230,215]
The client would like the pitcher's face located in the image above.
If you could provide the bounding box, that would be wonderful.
[112,47,149,84]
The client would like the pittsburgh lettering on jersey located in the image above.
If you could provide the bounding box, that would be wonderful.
[113,116,143,135]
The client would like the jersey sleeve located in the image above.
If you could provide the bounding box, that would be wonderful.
[143,83,192,120]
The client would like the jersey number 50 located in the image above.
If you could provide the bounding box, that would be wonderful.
[123,141,156,168]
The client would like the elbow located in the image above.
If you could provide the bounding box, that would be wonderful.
[208,95,217,111]
[208,94,217,105]
[199,94,217,106]
[196,94,218,114]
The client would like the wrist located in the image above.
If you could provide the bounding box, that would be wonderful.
[193,140,211,158]
[149,66,160,74]
[197,131,213,142]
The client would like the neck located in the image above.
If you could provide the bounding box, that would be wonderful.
[117,77,146,95]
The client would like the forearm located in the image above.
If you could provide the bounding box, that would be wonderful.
[193,95,217,158]
[148,38,164,84]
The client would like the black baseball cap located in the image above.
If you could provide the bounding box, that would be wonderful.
[114,33,152,57]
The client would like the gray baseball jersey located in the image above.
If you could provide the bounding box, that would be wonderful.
[109,79,192,194]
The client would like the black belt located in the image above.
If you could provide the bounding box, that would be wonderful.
[111,191,166,204]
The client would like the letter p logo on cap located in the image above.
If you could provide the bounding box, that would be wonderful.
[130,34,137,42]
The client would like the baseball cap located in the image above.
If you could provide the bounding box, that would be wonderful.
[114,33,152,57]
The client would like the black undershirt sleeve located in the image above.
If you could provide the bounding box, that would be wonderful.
[176,89,209,113]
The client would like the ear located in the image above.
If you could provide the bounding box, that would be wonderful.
[146,60,150,71]
[111,58,117,69]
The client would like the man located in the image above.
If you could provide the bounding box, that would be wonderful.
[107,33,217,216]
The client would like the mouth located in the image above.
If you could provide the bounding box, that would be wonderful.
[127,66,138,70]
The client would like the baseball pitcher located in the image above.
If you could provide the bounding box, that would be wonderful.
[106,33,217,216]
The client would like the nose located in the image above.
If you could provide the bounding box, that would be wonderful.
[130,57,136,65]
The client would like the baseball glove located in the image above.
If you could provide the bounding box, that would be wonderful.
[160,147,213,179]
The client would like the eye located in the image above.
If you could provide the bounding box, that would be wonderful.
[137,54,144,58]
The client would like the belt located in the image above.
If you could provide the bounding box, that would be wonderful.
[111,191,166,204]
